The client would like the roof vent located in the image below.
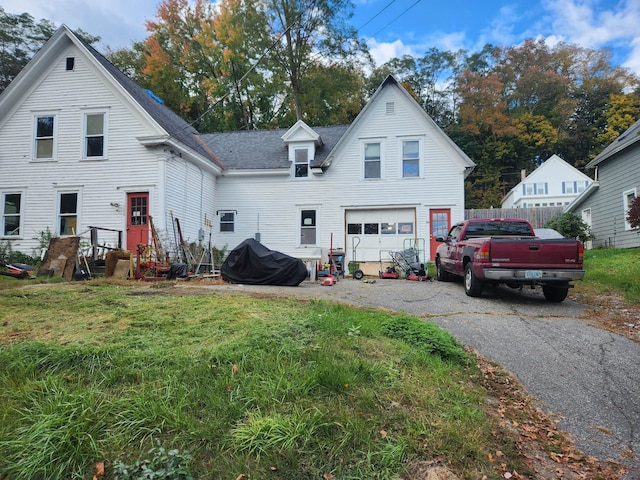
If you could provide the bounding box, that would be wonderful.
[66,57,75,70]
[145,89,164,104]
[386,102,395,114]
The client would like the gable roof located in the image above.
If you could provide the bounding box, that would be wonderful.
[201,125,349,170]
[0,25,223,170]
[586,118,640,169]
[319,75,475,175]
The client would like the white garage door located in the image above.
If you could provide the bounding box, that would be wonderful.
[346,209,416,263]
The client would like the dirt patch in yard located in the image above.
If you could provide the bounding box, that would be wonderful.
[571,291,640,344]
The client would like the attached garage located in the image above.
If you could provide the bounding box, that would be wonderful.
[345,208,418,263]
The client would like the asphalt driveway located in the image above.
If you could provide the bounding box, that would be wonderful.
[197,277,640,477]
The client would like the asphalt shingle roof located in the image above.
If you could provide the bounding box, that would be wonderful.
[200,125,349,170]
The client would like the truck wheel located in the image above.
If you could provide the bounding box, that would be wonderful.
[542,285,569,302]
[464,263,483,297]
[436,258,452,282]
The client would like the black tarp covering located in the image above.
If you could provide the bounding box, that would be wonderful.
[221,238,308,286]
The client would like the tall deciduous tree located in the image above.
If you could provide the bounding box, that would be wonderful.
[0,8,55,92]
[266,0,368,120]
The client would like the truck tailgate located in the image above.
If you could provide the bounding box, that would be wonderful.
[488,238,582,268]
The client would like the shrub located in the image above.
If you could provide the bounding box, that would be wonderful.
[545,212,593,243]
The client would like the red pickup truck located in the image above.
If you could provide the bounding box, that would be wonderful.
[435,218,585,302]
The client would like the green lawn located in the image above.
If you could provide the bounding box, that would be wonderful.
[1,246,636,479]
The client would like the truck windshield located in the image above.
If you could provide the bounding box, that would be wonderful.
[464,221,533,238]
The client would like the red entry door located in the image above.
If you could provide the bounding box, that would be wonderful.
[429,209,450,260]
[126,192,150,252]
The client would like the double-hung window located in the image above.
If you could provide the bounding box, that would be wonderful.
[84,112,106,158]
[2,193,21,237]
[402,140,420,177]
[220,211,235,232]
[59,192,78,235]
[34,115,55,160]
[300,210,316,245]
[294,149,309,178]
[364,142,381,179]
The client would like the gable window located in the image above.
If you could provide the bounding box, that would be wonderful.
[59,192,78,235]
[2,193,21,237]
[300,210,316,245]
[364,142,381,179]
[294,149,309,178]
[402,140,419,177]
[34,115,55,159]
[220,211,235,232]
[623,189,637,231]
[84,113,106,158]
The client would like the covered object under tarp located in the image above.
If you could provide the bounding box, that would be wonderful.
[221,238,308,286]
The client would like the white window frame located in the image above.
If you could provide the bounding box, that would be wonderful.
[83,111,108,159]
[623,188,637,231]
[57,191,80,236]
[299,208,318,246]
[1,191,24,238]
[401,139,421,178]
[293,148,310,178]
[33,113,57,161]
[219,211,235,233]
[363,141,382,179]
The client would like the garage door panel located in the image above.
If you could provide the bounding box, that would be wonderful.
[346,209,416,262]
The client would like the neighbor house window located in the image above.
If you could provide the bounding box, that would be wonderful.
[300,210,316,244]
[364,142,381,179]
[59,192,78,235]
[402,140,419,177]
[220,211,235,232]
[84,112,106,158]
[34,115,55,159]
[623,189,637,230]
[2,193,21,236]
[294,149,309,178]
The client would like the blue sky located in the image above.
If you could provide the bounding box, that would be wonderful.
[4,0,640,75]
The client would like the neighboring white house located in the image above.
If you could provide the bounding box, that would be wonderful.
[0,26,475,273]
[501,154,593,209]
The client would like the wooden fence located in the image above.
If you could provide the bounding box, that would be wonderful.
[464,207,565,228]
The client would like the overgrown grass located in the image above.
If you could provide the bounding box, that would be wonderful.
[575,247,640,304]
[0,282,521,479]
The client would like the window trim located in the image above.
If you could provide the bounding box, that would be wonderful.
[82,111,108,159]
[299,208,318,246]
[219,211,235,233]
[401,139,421,178]
[57,191,80,236]
[33,113,57,161]
[1,191,24,238]
[623,188,637,231]
[293,148,310,179]
[363,141,383,179]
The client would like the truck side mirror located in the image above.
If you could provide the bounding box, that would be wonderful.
[435,236,448,243]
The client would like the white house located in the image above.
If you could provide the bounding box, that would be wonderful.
[501,154,593,209]
[0,26,475,274]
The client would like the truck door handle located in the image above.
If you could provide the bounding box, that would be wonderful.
[529,245,539,251]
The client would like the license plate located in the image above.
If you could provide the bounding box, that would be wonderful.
[525,270,542,279]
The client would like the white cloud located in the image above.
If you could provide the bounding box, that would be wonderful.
[2,0,154,50]
[366,38,414,65]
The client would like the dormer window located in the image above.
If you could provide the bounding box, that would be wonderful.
[294,148,309,178]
